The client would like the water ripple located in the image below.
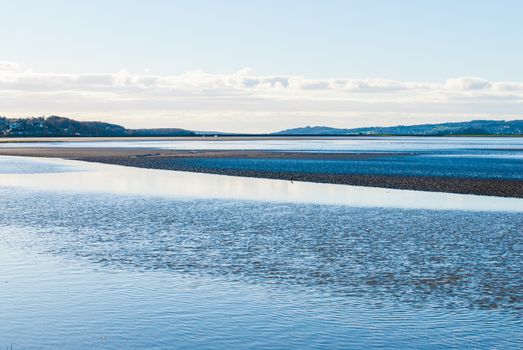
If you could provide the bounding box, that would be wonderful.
[1,189,521,313]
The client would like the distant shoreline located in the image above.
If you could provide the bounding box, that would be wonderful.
[1,134,523,144]
[1,146,522,199]
[2,116,522,138]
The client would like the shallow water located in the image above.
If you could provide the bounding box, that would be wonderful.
[2,136,523,153]
[1,156,522,211]
[0,156,522,349]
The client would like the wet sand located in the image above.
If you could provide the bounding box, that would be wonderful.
[1,147,522,198]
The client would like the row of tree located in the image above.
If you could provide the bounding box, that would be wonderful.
[0,116,196,137]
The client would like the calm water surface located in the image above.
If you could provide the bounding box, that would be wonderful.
[2,136,523,152]
[0,155,522,349]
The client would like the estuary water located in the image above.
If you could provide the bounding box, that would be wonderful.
[2,136,523,154]
[0,155,522,349]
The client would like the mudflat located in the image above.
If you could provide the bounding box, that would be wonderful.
[1,146,522,198]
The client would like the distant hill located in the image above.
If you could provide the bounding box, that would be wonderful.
[0,116,196,137]
[274,120,523,136]
[2,116,522,138]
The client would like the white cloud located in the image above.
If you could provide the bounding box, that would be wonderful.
[0,62,522,132]
[0,61,20,72]
[445,77,492,90]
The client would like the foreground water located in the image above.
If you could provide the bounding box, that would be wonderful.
[0,156,522,349]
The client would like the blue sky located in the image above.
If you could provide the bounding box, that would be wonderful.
[1,0,523,132]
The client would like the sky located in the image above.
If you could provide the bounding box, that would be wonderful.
[1,0,523,132]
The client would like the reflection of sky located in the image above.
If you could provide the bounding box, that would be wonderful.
[1,156,522,212]
[0,155,83,174]
[2,136,523,153]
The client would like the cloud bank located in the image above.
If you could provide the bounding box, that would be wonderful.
[1,62,522,132]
